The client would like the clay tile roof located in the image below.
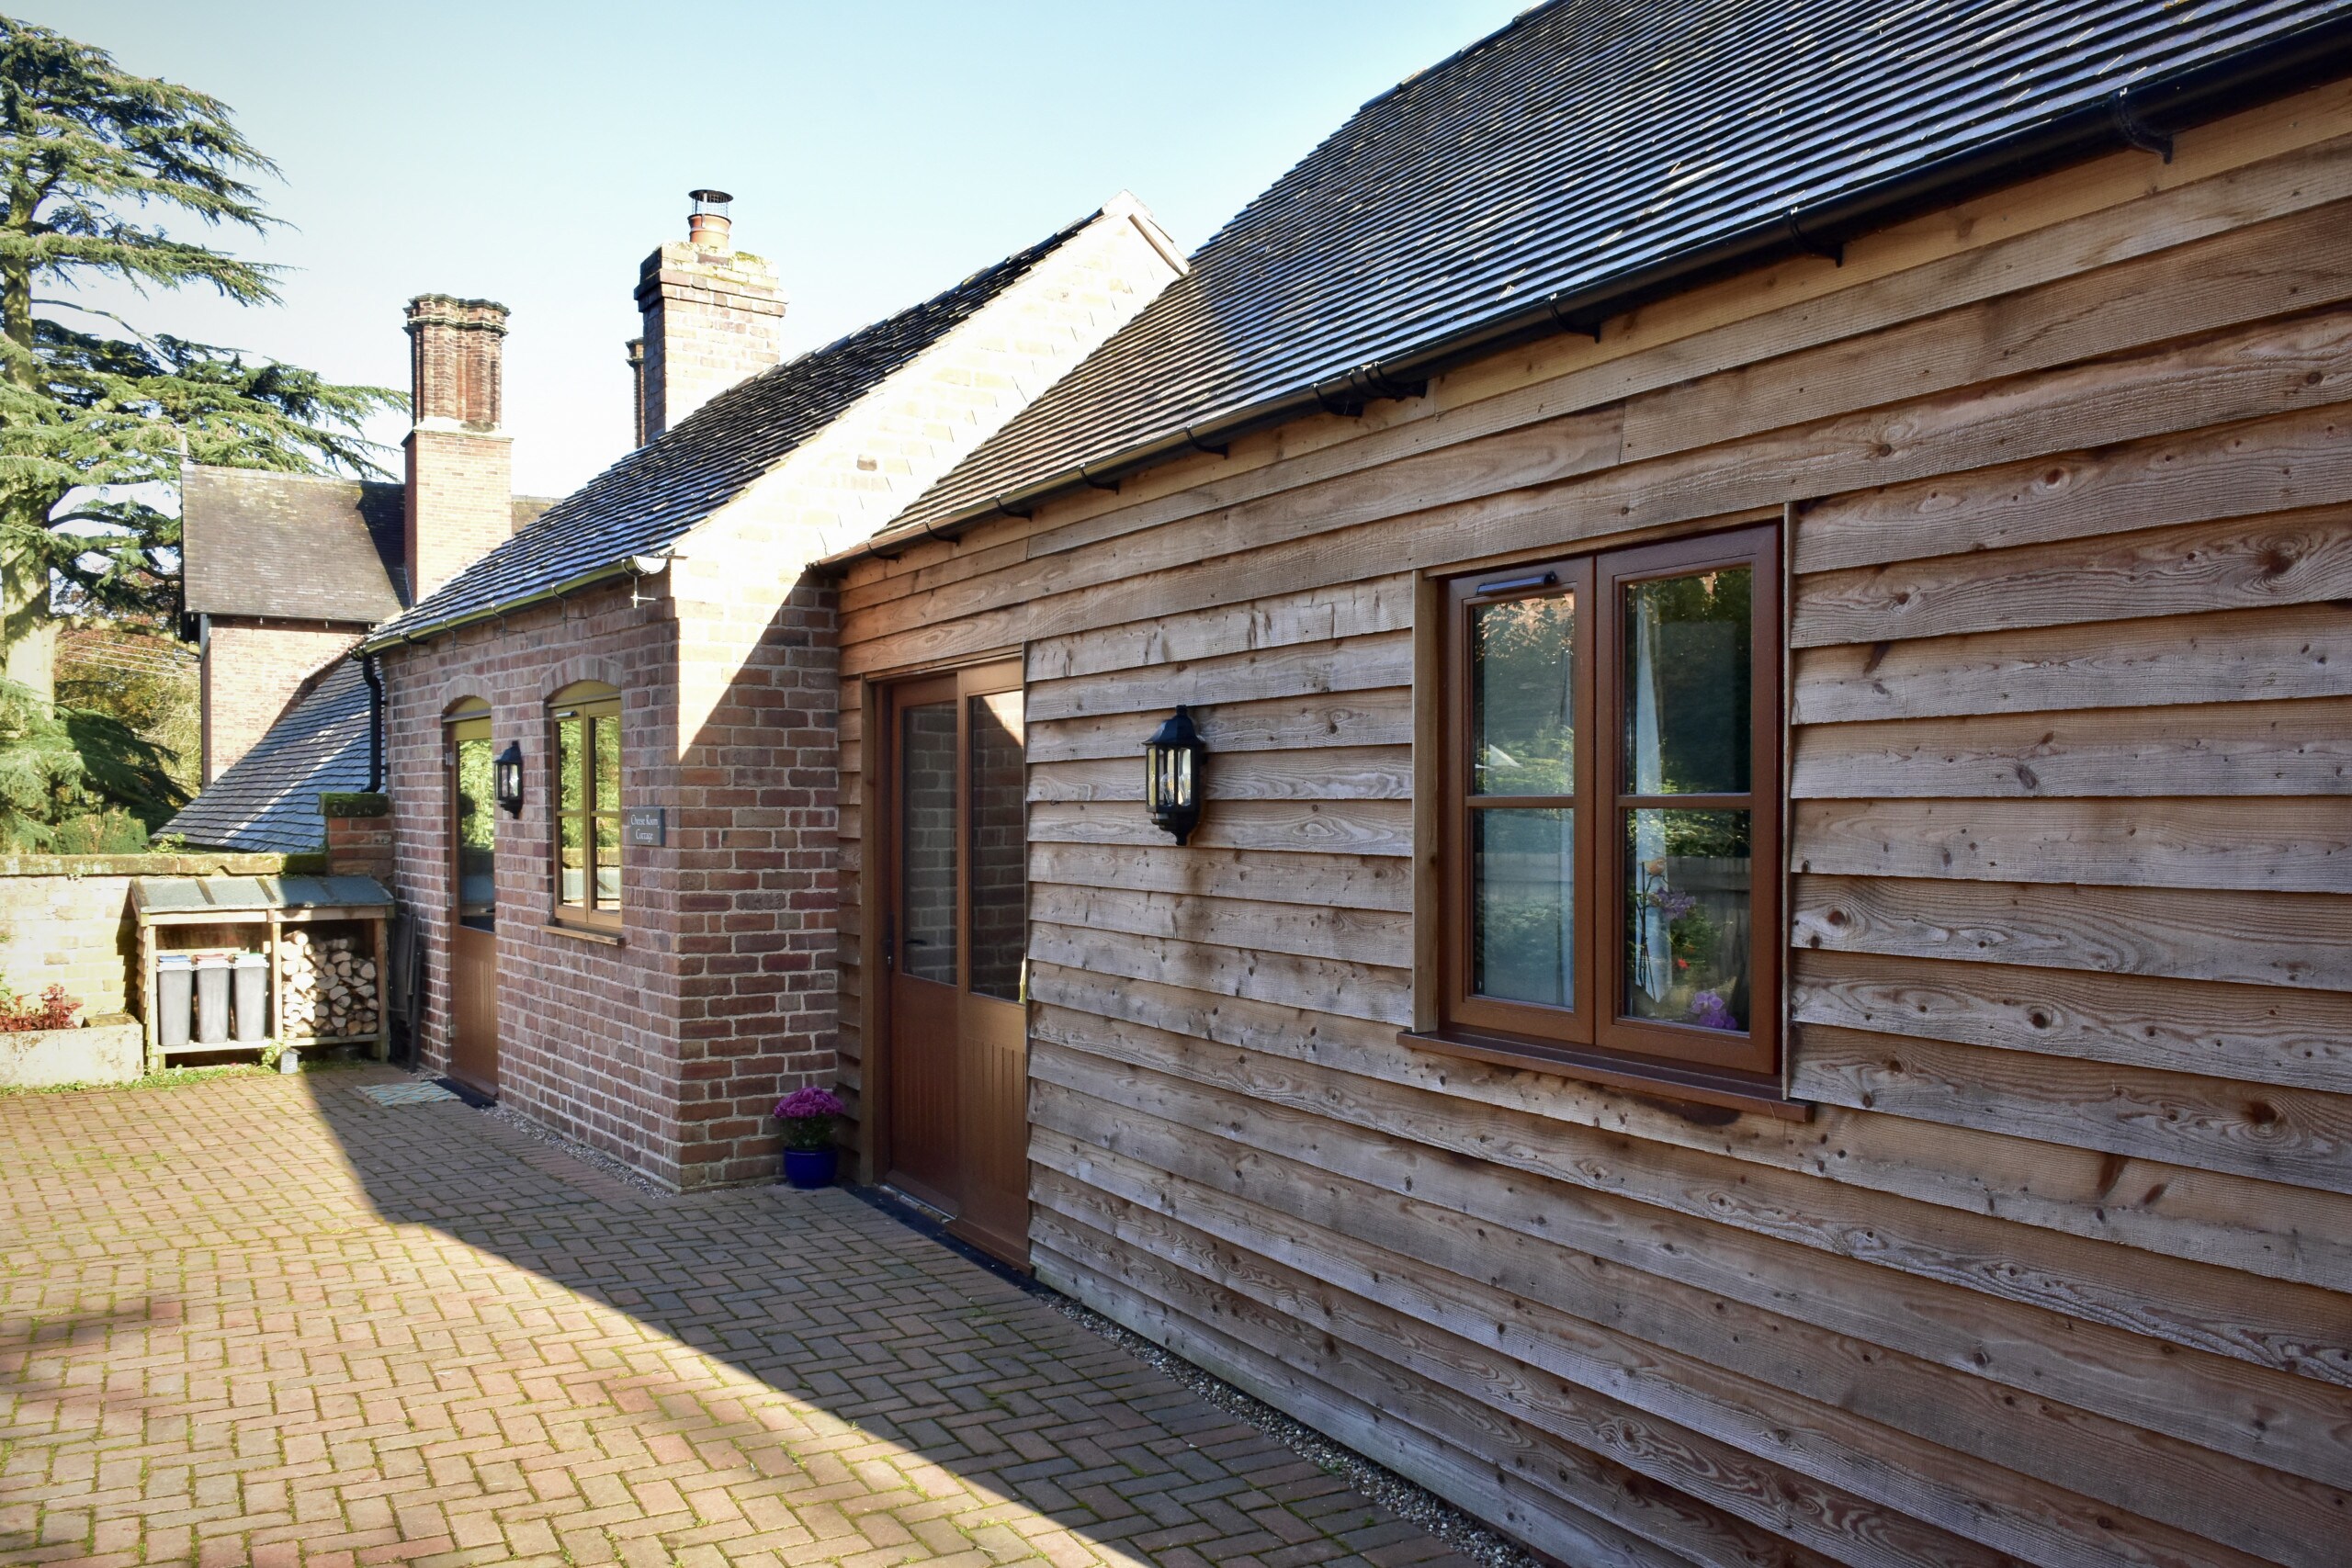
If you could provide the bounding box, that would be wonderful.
[894,0,2352,536]
[181,469,407,623]
[164,658,371,853]
[368,214,1094,648]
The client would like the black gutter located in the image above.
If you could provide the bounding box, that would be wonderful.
[822,9,2352,571]
[360,651,384,793]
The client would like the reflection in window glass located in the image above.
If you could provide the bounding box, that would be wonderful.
[1473,808,1574,1007]
[553,695,623,921]
[901,702,958,984]
[1624,568,1749,795]
[1624,808,1751,1032]
[1472,593,1574,795]
[455,729,496,931]
[969,692,1026,1001]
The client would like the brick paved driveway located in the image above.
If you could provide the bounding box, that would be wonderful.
[0,1067,1471,1568]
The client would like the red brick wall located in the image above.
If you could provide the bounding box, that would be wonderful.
[201,619,366,784]
[404,427,514,605]
[379,570,839,1190]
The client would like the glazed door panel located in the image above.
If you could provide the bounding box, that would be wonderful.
[882,664,1030,1264]
[447,713,499,1096]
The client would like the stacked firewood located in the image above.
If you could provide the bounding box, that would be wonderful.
[277,931,379,1041]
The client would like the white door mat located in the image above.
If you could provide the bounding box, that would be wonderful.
[360,1080,461,1106]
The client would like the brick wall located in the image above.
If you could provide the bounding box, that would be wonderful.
[201,620,366,784]
[0,852,288,1019]
[322,798,393,882]
[405,427,514,605]
[379,566,838,1191]
[636,240,786,442]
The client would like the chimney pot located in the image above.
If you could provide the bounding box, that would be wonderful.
[687,187,734,252]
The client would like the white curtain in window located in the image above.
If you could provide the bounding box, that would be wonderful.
[1631,593,1671,1001]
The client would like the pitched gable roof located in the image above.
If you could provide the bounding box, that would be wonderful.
[885,0,2352,542]
[366,213,1097,648]
[181,469,407,623]
[163,657,370,853]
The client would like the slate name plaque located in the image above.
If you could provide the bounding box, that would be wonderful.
[625,807,666,847]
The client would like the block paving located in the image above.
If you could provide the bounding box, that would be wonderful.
[0,1067,1476,1568]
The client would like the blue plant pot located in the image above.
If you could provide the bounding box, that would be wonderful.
[783,1147,838,1190]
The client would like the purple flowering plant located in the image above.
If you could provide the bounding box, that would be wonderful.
[1684,990,1738,1032]
[775,1086,846,1151]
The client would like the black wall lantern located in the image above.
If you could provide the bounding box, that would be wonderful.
[1144,705,1207,844]
[493,742,526,817]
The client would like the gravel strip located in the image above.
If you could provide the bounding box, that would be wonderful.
[1038,1290,1543,1568]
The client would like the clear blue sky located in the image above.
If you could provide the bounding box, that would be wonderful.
[34,1,1528,498]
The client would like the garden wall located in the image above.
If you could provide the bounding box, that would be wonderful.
[0,852,292,1017]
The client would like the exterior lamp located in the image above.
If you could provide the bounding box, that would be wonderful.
[493,743,525,817]
[1144,705,1207,845]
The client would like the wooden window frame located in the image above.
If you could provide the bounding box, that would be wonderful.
[1418,522,1792,1116]
[548,684,624,932]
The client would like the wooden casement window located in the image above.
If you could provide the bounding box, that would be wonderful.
[549,682,624,930]
[1430,523,1785,1108]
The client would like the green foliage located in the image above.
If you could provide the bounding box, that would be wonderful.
[0,673,180,849]
[55,618,196,793]
[0,17,402,623]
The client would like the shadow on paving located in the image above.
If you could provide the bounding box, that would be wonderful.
[0,1066,1475,1567]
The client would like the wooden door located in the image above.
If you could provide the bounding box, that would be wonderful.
[447,710,499,1096]
[882,662,1030,1264]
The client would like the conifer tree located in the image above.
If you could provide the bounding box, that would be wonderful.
[0,16,399,702]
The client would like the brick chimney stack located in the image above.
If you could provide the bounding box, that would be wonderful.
[632,190,785,444]
[403,295,514,604]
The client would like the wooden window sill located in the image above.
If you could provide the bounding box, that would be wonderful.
[1397,1028,1810,1122]
[542,919,625,947]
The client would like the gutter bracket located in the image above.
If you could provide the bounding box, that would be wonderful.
[1546,298,1603,341]
[1182,425,1228,459]
[2109,86,2175,163]
[1783,207,1844,265]
[990,492,1034,521]
[1078,463,1121,493]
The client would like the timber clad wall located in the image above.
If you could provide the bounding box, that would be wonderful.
[834,84,2352,1568]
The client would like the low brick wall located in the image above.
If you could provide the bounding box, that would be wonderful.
[0,852,293,1019]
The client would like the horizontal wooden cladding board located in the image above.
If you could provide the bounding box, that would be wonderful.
[1792,796,2352,892]
[1036,1245,1813,1568]
[1791,948,2352,1094]
[1796,402,2352,576]
[1028,883,1413,969]
[1792,498,2352,649]
[1028,744,1410,804]
[1025,687,1412,764]
[1028,841,1413,913]
[1623,193,2352,468]
[1031,1201,2020,1568]
[845,302,2352,680]
[1031,1134,2349,1568]
[1029,798,1412,856]
[845,152,2352,639]
[1026,631,1412,722]
[1792,1022,2352,1198]
[1790,874,2352,993]
[1029,919,1411,1027]
[1024,575,1413,683]
[1027,1013,2352,1427]
[1789,602,2352,725]
[1028,959,2352,1293]
[1790,694,2352,797]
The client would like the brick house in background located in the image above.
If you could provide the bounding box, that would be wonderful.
[169,299,551,851]
[356,192,1184,1190]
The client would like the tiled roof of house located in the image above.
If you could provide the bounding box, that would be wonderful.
[180,468,554,624]
[164,658,370,853]
[367,214,1095,648]
[893,0,2352,535]
[181,469,407,623]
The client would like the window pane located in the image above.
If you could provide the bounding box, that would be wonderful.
[1472,808,1574,1008]
[1623,568,1750,795]
[1624,808,1751,1032]
[1472,592,1574,795]
[594,711,620,813]
[559,815,587,908]
[901,701,958,984]
[594,816,621,908]
[558,716,585,813]
[968,691,1025,1001]
[455,734,497,931]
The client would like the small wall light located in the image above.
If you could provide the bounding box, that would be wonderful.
[493,742,525,817]
[1144,705,1207,845]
